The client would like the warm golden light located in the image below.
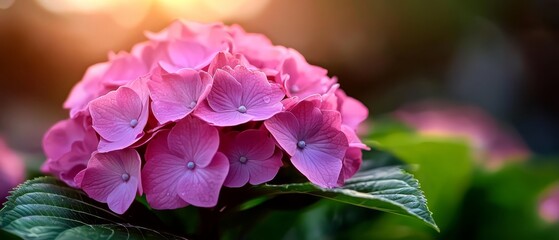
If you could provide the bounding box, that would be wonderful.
[0,0,15,9]
[159,0,270,22]
[35,0,270,27]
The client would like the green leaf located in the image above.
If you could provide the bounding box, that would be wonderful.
[254,166,438,231]
[0,177,186,240]
[371,131,474,232]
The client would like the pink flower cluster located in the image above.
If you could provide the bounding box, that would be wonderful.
[0,137,25,201]
[395,101,530,168]
[42,21,368,214]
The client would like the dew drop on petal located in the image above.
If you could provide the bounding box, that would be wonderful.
[188,100,197,109]
[291,85,300,93]
[239,156,248,164]
[121,173,130,182]
[187,161,196,170]
[263,96,270,104]
[129,119,138,128]
[238,105,247,113]
[297,140,306,149]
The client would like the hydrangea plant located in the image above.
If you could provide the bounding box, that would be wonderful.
[0,21,437,239]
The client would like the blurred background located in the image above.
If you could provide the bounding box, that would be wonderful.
[0,0,558,239]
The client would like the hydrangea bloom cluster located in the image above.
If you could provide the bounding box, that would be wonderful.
[395,101,530,168]
[0,137,25,201]
[539,184,559,223]
[42,21,369,214]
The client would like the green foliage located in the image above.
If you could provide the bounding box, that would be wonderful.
[254,166,438,231]
[0,177,184,240]
[371,132,474,231]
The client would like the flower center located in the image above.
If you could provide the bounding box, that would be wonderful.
[239,156,248,164]
[188,100,197,109]
[237,105,247,113]
[297,140,306,149]
[187,161,195,170]
[121,173,130,182]
[129,119,138,128]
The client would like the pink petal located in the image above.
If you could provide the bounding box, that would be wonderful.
[290,101,323,138]
[264,111,299,156]
[229,66,284,120]
[73,169,85,187]
[247,149,283,185]
[97,133,145,153]
[236,130,276,160]
[206,69,242,112]
[80,149,142,209]
[149,69,213,124]
[221,130,282,187]
[89,87,147,152]
[177,152,229,207]
[42,118,85,161]
[337,90,368,130]
[165,40,218,71]
[207,51,249,75]
[64,62,111,117]
[195,101,252,126]
[292,144,343,188]
[322,110,343,130]
[124,77,150,103]
[107,178,139,214]
[292,126,347,188]
[338,147,363,185]
[143,131,189,209]
[342,125,370,150]
[223,160,250,188]
[103,51,147,86]
[167,117,220,168]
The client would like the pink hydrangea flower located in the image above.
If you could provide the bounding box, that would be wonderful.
[196,65,284,126]
[42,114,97,187]
[77,149,142,214]
[539,184,559,223]
[280,50,336,98]
[145,21,231,73]
[64,52,148,118]
[89,78,150,152]
[338,147,363,185]
[148,68,213,124]
[220,130,283,187]
[44,20,369,213]
[0,137,25,201]
[336,89,369,131]
[395,101,530,168]
[265,101,349,188]
[228,24,287,71]
[142,117,229,209]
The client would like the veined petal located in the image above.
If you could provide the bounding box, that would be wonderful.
[264,111,299,156]
[292,146,343,188]
[149,69,213,124]
[207,69,242,112]
[107,178,138,214]
[80,149,142,212]
[195,101,252,126]
[236,130,276,160]
[167,117,219,167]
[290,101,323,138]
[177,152,229,207]
[90,87,147,152]
[143,131,189,210]
[247,149,283,185]
[223,160,250,188]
